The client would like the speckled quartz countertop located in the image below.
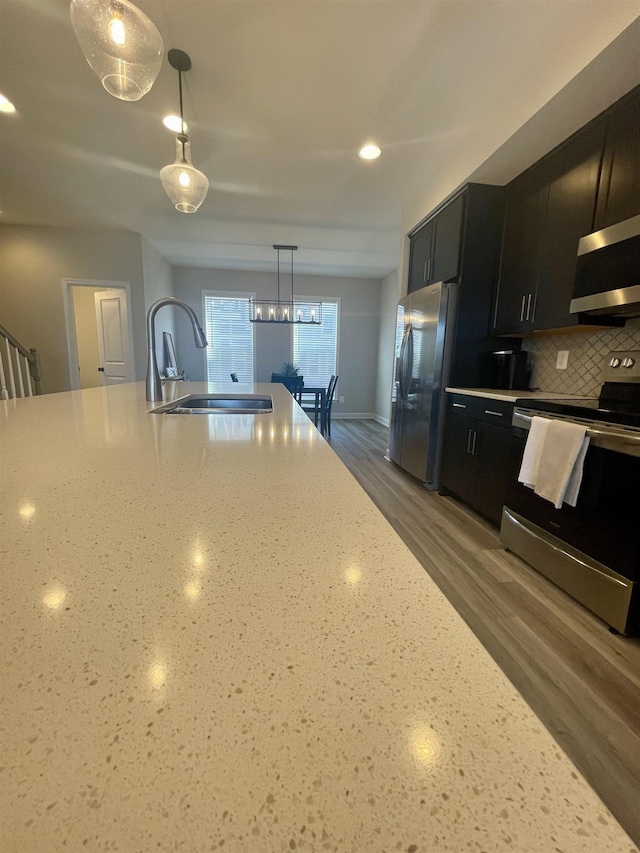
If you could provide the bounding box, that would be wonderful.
[1,381,636,853]
[446,387,597,403]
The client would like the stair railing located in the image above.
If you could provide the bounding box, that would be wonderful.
[0,323,42,399]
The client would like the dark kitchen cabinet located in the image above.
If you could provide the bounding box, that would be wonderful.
[408,194,464,293]
[408,220,434,293]
[407,184,505,388]
[440,395,519,527]
[535,121,606,329]
[493,119,608,334]
[493,169,545,334]
[594,86,640,231]
[431,193,464,283]
[440,403,477,507]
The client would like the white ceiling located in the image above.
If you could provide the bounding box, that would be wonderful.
[1,1,640,278]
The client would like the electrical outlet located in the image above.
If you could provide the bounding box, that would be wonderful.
[339,396,344,403]
[556,350,569,370]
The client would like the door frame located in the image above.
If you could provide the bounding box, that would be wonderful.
[62,278,136,391]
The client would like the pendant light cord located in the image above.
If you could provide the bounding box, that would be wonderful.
[177,69,187,163]
[277,248,281,303]
[178,69,185,136]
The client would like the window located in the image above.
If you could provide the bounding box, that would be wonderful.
[292,298,339,386]
[202,291,254,383]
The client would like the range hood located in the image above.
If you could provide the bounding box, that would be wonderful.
[570,213,640,317]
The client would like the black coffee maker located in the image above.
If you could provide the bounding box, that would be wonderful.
[489,350,531,390]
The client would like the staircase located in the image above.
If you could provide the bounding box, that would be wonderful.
[0,324,42,399]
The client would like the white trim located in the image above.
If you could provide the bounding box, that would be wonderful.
[62,278,135,391]
[373,414,390,427]
[331,412,376,420]
[202,289,256,382]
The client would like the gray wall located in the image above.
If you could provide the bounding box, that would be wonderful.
[0,225,147,394]
[173,266,382,416]
[374,269,401,424]
[142,237,175,373]
[0,226,180,393]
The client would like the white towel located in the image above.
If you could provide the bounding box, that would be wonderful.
[561,434,590,507]
[534,420,589,509]
[518,416,551,489]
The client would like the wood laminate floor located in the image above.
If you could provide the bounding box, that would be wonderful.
[327,418,640,847]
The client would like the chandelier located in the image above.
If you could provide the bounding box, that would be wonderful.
[249,246,322,324]
[160,49,209,213]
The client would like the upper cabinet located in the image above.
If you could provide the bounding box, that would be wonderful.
[408,219,435,293]
[408,194,464,293]
[407,184,505,388]
[494,120,605,334]
[493,167,546,334]
[493,98,630,335]
[535,121,606,330]
[594,86,640,231]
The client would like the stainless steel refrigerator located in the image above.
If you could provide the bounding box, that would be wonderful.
[388,281,458,489]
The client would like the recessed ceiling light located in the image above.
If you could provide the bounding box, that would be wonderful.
[163,114,188,133]
[0,93,16,114]
[358,143,381,161]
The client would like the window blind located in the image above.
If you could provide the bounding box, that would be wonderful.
[203,292,254,383]
[293,299,338,387]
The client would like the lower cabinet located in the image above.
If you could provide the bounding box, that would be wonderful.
[440,395,519,527]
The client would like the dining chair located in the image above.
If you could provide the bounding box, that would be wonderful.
[230,373,239,382]
[301,375,338,437]
[324,374,338,437]
[271,373,304,402]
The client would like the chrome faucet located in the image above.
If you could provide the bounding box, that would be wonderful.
[146,298,208,401]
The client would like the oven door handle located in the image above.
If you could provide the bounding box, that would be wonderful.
[513,410,640,458]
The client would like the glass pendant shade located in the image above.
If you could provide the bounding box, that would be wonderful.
[69,0,163,101]
[160,135,209,213]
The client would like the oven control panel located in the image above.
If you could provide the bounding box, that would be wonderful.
[601,350,640,383]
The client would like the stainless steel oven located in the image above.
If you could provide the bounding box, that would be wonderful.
[500,352,640,635]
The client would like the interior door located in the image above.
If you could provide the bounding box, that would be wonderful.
[94,290,131,385]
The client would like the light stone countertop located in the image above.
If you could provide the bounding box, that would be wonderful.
[446,386,598,403]
[1,381,636,853]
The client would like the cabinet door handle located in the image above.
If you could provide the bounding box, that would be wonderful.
[526,292,533,321]
[452,402,467,409]
[520,295,526,322]
[484,409,503,417]
[466,429,474,453]
[423,261,427,282]
[426,258,432,282]
[470,430,477,456]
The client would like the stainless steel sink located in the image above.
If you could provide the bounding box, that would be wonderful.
[149,393,273,414]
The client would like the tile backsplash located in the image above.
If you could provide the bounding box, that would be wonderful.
[522,317,640,396]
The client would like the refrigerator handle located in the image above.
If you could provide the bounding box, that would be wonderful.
[398,326,410,399]
[404,325,414,394]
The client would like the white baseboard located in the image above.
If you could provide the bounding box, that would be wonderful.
[373,414,390,427]
[331,412,376,420]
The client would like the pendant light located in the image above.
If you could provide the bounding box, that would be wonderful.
[69,0,163,101]
[160,49,209,214]
[249,246,322,324]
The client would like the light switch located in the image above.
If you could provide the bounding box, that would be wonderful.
[556,350,569,369]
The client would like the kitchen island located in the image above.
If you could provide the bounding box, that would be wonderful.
[1,382,636,853]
